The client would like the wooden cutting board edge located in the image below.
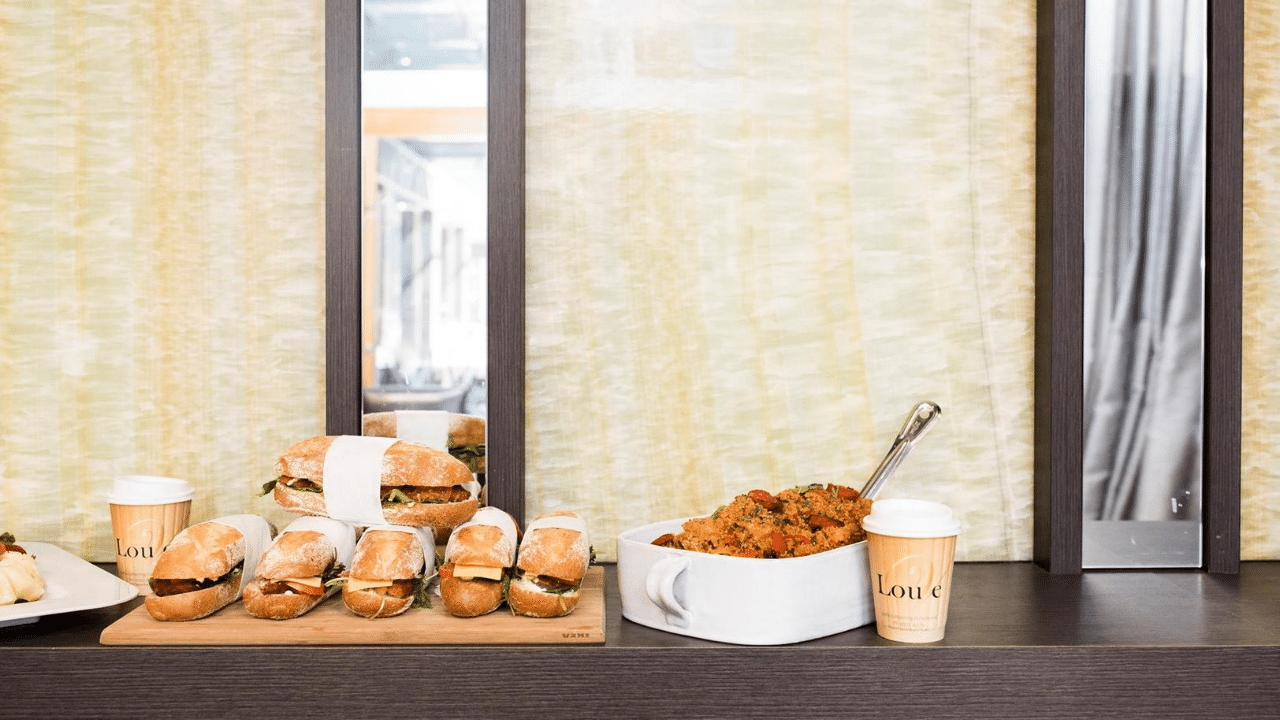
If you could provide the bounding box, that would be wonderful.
[100,566,605,646]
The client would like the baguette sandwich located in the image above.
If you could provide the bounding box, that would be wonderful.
[439,507,519,618]
[362,411,486,474]
[341,526,435,619]
[145,515,276,621]
[267,435,479,539]
[243,516,357,620]
[508,511,591,618]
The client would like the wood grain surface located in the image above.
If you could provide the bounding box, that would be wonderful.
[324,0,362,437]
[1034,0,1085,574]
[5,563,1280,718]
[99,567,603,646]
[486,0,527,527]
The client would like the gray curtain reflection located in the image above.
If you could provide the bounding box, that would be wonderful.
[1082,0,1205,522]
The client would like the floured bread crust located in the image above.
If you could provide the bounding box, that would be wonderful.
[348,529,425,580]
[150,522,245,582]
[440,576,504,618]
[445,524,515,568]
[273,435,473,489]
[360,414,397,438]
[144,581,238,621]
[507,576,581,618]
[446,414,486,447]
[254,530,335,580]
[342,587,414,618]
[242,582,329,620]
[515,512,590,583]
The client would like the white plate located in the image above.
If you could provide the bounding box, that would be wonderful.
[0,542,139,628]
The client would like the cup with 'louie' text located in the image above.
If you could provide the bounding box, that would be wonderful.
[862,498,962,643]
[108,475,195,595]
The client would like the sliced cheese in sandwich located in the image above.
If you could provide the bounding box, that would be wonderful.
[452,564,504,581]
[346,578,395,592]
[279,576,323,589]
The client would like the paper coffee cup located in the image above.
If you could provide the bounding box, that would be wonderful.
[108,475,195,595]
[862,498,962,643]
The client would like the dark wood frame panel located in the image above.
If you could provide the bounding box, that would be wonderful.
[1203,0,1244,575]
[485,0,526,523]
[324,0,527,525]
[325,0,362,437]
[1033,0,1242,574]
[1033,0,1085,574]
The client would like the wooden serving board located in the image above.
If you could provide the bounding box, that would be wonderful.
[100,567,604,646]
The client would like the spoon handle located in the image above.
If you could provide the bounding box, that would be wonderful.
[858,401,942,500]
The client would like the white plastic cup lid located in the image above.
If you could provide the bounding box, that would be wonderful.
[862,498,962,539]
[107,475,195,505]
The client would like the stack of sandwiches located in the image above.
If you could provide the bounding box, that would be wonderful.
[144,412,591,622]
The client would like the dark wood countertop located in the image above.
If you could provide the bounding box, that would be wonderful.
[7,562,1280,718]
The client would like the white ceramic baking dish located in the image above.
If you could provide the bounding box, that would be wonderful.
[616,517,875,645]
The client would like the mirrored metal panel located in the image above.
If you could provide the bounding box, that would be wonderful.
[1082,0,1205,567]
[362,0,488,418]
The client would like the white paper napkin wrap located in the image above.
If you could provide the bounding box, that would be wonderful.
[445,507,519,565]
[279,516,358,569]
[208,514,275,599]
[459,478,483,500]
[362,525,436,577]
[524,513,590,548]
[321,435,398,526]
[393,410,450,450]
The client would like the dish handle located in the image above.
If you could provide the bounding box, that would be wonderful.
[645,555,692,628]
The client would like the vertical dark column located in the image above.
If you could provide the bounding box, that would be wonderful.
[1204,0,1243,574]
[1034,0,1084,574]
[487,0,527,526]
[325,0,362,437]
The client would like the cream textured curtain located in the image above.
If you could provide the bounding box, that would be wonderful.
[525,1,1037,561]
[0,1,326,560]
[1243,0,1280,560]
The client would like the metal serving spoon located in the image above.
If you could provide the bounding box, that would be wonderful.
[858,401,943,500]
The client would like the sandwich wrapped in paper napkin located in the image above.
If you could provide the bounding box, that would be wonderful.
[243,516,358,620]
[145,514,276,621]
[510,512,591,618]
[342,525,436,619]
[267,435,480,540]
[439,507,520,618]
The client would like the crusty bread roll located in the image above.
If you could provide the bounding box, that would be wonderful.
[341,527,433,619]
[271,435,479,535]
[440,573,505,618]
[144,515,276,621]
[440,507,519,618]
[243,517,357,621]
[144,581,241,623]
[508,511,591,618]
